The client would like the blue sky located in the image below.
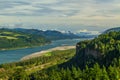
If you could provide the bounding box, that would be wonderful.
[0,0,120,32]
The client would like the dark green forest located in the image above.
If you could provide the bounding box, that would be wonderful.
[0,29,50,50]
[0,31,120,80]
[75,31,120,68]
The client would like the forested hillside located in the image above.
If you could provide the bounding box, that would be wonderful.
[0,28,50,50]
[75,31,120,68]
[0,31,120,80]
[32,31,120,80]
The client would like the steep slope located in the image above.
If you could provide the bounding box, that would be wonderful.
[0,28,50,50]
[75,31,120,68]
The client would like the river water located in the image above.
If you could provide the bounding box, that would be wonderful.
[0,38,88,64]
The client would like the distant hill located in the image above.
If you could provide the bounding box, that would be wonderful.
[0,28,80,50]
[104,27,120,33]
[13,28,80,40]
[0,28,50,50]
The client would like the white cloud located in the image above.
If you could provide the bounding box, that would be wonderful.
[77,29,88,33]
[0,0,119,31]
[0,0,119,17]
[77,29,101,35]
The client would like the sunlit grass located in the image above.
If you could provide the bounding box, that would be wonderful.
[2,32,13,34]
[0,36,18,39]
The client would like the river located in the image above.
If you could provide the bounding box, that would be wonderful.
[0,38,88,64]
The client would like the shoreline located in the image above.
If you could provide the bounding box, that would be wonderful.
[0,42,51,51]
[21,46,75,60]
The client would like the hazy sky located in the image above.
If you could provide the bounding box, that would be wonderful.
[0,0,120,32]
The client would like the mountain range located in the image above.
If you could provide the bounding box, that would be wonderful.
[13,28,80,40]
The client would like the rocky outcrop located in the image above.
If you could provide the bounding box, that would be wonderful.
[76,44,102,58]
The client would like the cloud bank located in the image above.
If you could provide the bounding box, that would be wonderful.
[0,0,120,31]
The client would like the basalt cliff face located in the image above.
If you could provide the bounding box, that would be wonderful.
[75,43,103,68]
[76,44,102,58]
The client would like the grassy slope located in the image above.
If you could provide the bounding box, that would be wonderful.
[0,29,50,50]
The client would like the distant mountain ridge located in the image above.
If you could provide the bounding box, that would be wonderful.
[13,28,80,40]
[104,27,120,33]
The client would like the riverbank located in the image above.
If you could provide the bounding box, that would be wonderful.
[21,46,75,60]
[0,38,83,64]
[0,42,51,51]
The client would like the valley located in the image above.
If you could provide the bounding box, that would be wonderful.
[0,27,119,80]
[0,0,120,79]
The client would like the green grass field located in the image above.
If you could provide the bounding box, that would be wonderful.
[0,29,49,50]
